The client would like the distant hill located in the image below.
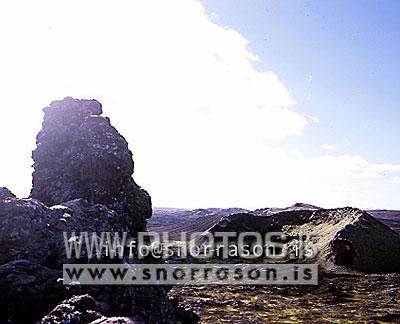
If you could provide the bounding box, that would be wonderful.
[253,202,320,217]
[147,205,400,273]
[148,207,250,227]
[367,209,400,232]
[147,204,400,235]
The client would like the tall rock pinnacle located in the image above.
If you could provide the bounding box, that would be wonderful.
[31,97,152,232]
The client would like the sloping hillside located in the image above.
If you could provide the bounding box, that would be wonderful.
[148,205,400,235]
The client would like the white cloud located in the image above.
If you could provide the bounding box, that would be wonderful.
[320,143,335,150]
[0,0,399,209]
[0,0,305,193]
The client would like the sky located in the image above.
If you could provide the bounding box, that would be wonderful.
[0,0,399,209]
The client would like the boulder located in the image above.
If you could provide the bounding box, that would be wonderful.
[0,260,65,323]
[40,294,110,324]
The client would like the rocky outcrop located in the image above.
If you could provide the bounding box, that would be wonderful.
[40,294,109,324]
[0,195,129,268]
[31,97,151,233]
[0,98,195,323]
[0,187,16,200]
[40,294,144,324]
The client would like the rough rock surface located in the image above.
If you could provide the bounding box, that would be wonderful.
[40,294,107,324]
[0,196,126,267]
[207,208,400,273]
[40,294,144,324]
[91,317,142,324]
[0,98,195,323]
[0,187,16,200]
[0,260,65,323]
[31,97,151,233]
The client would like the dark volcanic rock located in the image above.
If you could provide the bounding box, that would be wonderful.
[0,197,59,266]
[0,187,16,200]
[0,260,66,324]
[41,294,147,324]
[40,294,109,324]
[170,296,201,324]
[0,197,127,267]
[0,194,193,323]
[92,318,141,324]
[91,317,142,324]
[31,97,151,233]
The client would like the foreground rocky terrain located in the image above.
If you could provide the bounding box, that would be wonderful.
[0,98,197,323]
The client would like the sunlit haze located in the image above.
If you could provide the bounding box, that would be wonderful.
[0,0,399,209]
